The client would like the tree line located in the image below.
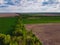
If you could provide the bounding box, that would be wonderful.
[0,15,42,45]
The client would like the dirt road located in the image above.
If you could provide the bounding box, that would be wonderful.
[25,23,60,45]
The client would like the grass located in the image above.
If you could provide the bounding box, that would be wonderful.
[0,17,17,34]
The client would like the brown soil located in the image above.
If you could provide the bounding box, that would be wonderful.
[0,13,19,17]
[25,23,60,45]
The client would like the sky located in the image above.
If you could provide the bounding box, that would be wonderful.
[0,0,60,13]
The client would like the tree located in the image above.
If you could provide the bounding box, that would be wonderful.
[3,34,11,45]
[9,41,18,45]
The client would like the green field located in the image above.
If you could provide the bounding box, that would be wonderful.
[22,16,60,24]
[0,16,60,34]
[0,17,17,34]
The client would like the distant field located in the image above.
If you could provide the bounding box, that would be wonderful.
[0,17,17,34]
[0,16,60,34]
[22,16,60,24]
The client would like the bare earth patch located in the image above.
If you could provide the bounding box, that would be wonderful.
[0,13,18,17]
[25,23,60,45]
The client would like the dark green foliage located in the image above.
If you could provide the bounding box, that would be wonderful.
[12,29,23,36]
[26,38,33,45]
